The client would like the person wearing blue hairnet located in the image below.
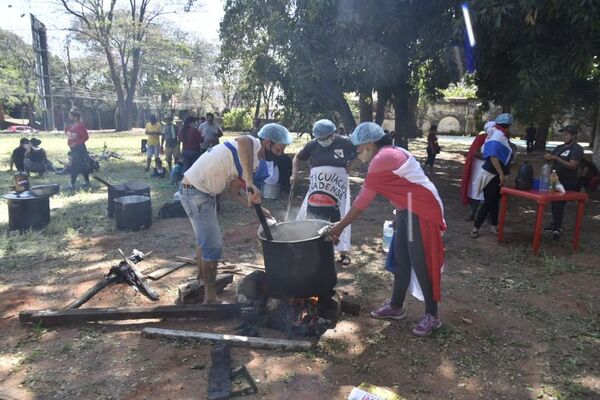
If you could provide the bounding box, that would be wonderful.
[292,119,357,265]
[471,113,514,238]
[180,123,292,304]
[328,122,446,337]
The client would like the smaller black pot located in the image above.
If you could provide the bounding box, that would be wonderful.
[114,195,152,231]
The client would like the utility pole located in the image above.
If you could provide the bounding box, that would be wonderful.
[31,14,56,131]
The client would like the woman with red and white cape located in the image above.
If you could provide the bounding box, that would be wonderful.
[329,122,446,337]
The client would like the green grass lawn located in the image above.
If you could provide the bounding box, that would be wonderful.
[0,129,309,267]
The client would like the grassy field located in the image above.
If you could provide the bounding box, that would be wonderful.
[0,130,308,267]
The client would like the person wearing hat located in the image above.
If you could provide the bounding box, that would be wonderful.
[24,137,50,175]
[544,125,584,239]
[328,122,446,337]
[292,119,357,265]
[470,113,514,238]
[179,123,292,304]
[161,116,180,171]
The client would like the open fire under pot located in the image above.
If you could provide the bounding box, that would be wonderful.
[238,220,341,338]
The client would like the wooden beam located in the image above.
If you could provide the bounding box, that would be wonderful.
[146,261,188,280]
[142,327,314,351]
[208,344,231,400]
[178,274,234,304]
[175,256,265,271]
[20,304,244,325]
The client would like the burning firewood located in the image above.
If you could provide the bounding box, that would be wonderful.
[65,249,158,309]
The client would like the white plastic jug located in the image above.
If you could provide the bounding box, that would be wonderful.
[539,163,551,192]
[382,220,394,253]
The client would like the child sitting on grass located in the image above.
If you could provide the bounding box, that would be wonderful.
[170,155,184,185]
[151,158,166,178]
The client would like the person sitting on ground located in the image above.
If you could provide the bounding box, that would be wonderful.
[65,107,91,189]
[24,138,51,175]
[328,122,446,337]
[161,116,180,171]
[471,113,514,238]
[9,138,30,172]
[543,125,584,240]
[151,158,166,178]
[145,115,162,171]
[179,123,291,304]
[170,155,184,185]
[292,119,357,266]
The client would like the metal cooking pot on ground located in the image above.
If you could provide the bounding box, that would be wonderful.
[258,219,336,299]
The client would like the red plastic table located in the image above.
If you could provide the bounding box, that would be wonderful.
[497,187,588,255]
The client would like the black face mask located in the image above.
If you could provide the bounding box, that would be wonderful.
[264,143,277,161]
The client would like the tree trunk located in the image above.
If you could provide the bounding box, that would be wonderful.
[336,93,356,132]
[393,92,409,149]
[375,89,390,125]
[359,91,373,122]
[27,101,35,127]
[534,117,552,151]
[254,91,261,119]
[407,91,419,138]
[593,102,600,168]
[590,101,599,149]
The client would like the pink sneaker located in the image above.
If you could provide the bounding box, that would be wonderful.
[370,302,406,320]
[413,314,442,336]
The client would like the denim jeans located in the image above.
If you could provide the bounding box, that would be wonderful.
[179,185,222,261]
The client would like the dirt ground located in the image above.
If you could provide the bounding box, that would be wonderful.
[1,137,599,400]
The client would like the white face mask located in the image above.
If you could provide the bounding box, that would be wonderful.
[358,144,374,162]
[318,136,334,147]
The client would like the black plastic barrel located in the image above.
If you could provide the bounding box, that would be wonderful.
[258,219,336,299]
[4,193,50,232]
[114,195,152,231]
[107,182,150,218]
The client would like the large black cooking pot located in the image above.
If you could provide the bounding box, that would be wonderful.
[107,182,150,218]
[258,219,336,299]
[3,192,50,232]
[114,195,152,231]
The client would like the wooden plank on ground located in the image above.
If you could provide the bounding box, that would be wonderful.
[175,256,265,271]
[208,344,231,400]
[20,304,244,325]
[178,274,234,304]
[146,262,188,280]
[142,327,314,351]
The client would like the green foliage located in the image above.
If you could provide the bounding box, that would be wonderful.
[0,29,37,112]
[440,77,478,99]
[220,0,459,140]
[222,108,253,130]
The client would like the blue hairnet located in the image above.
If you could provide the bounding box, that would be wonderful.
[312,119,336,139]
[350,122,385,145]
[495,113,513,125]
[257,123,293,145]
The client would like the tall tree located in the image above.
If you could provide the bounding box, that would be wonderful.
[60,0,165,131]
[473,0,600,152]
[0,29,37,125]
